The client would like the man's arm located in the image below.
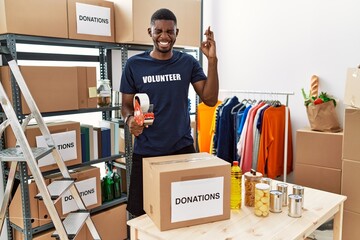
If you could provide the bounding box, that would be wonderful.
[193,26,219,107]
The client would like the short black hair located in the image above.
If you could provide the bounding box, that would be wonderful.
[150,8,177,26]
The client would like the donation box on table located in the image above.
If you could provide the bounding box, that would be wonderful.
[143,152,231,231]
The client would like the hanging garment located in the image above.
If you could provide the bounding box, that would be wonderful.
[197,101,222,153]
[257,105,293,178]
[216,96,240,163]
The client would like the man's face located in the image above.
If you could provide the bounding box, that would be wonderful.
[148,20,178,54]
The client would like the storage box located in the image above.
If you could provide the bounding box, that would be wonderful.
[143,152,230,231]
[295,128,343,169]
[343,108,360,161]
[40,166,102,219]
[343,210,360,240]
[0,66,79,114]
[77,67,98,109]
[5,121,82,173]
[9,179,39,228]
[294,163,341,194]
[342,159,360,213]
[0,0,68,38]
[67,0,115,42]
[110,0,201,47]
[85,204,127,240]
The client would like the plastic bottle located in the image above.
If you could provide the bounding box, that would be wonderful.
[230,161,242,209]
[97,79,112,107]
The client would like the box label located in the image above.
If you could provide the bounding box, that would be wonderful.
[61,177,98,214]
[171,177,224,223]
[76,3,111,36]
[36,130,77,167]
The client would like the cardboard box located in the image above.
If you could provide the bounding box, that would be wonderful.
[342,159,360,213]
[343,108,360,161]
[40,166,102,219]
[9,179,39,228]
[344,68,360,108]
[110,0,201,47]
[294,163,341,194]
[13,226,86,240]
[5,121,82,173]
[85,204,127,240]
[77,67,98,109]
[0,66,79,114]
[0,0,68,38]
[143,152,230,231]
[343,210,360,240]
[67,0,115,42]
[295,128,343,169]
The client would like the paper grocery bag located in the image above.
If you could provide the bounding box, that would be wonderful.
[344,68,360,108]
[306,101,341,132]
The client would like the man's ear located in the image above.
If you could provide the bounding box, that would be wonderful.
[148,28,152,37]
[176,28,179,37]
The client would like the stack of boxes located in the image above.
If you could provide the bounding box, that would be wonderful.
[294,128,343,194]
[341,108,360,240]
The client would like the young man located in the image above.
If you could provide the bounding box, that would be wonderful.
[120,8,219,217]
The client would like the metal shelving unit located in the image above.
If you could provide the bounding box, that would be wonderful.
[0,33,127,239]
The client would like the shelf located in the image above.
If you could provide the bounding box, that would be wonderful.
[40,105,121,117]
[10,195,127,235]
[0,34,120,49]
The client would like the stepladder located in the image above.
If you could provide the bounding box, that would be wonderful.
[0,46,101,239]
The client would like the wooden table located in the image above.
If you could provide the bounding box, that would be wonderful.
[127,182,347,240]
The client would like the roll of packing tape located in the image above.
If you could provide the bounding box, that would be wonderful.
[134,93,150,112]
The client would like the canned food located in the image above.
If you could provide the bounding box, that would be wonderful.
[261,177,272,190]
[293,185,305,208]
[269,190,283,213]
[288,194,302,218]
[277,183,288,206]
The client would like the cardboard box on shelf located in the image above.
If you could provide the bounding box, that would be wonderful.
[5,121,82,173]
[39,166,102,219]
[295,128,343,169]
[0,66,79,114]
[0,0,68,38]
[343,108,360,161]
[9,179,40,228]
[143,152,230,231]
[342,159,360,214]
[77,67,98,109]
[67,0,115,42]
[294,163,341,194]
[85,204,127,240]
[110,0,201,47]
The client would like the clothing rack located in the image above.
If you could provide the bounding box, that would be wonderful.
[219,89,294,182]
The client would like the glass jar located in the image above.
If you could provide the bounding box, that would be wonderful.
[244,170,263,207]
[97,79,112,107]
[254,183,270,217]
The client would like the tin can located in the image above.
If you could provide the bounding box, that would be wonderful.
[288,194,303,218]
[269,190,283,213]
[261,177,272,190]
[254,183,270,217]
[293,185,305,208]
[277,183,288,206]
[244,171,263,207]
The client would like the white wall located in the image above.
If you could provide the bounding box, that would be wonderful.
[203,0,360,145]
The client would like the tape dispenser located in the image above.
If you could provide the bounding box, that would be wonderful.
[133,93,155,126]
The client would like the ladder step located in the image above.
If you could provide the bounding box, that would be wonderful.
[52,211,90,239]
[35,179,75,201]
[0,146,54,162]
